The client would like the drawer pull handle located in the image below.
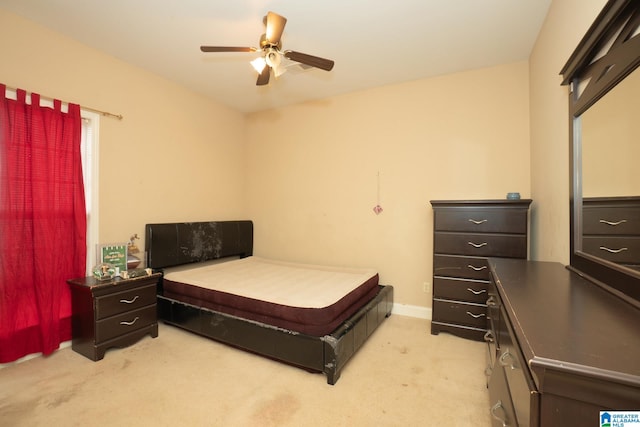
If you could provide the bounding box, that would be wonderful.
[490,401,509,427]
[499,350,516,370]
[599,246,628,254]
[120,296,139,304]
[467,288,487,295]
[599,219,627,226]
[483,330,494,343]
[467,264,487,271]
[120,317,139,326]
[468,241,488,248]
[466,311,485,319]
[486,296,496,306]
[468,219,488,225]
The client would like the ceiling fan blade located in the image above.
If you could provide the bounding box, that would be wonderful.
[284,51,334,71]
[256,65,271,86]
[265,11,287,45]
[200,46,255,53]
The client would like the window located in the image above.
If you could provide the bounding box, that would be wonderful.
[81,111,100,274]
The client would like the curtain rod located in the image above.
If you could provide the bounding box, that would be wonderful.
[3,84,123,121]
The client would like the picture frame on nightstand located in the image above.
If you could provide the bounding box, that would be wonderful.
[97,243,128,275]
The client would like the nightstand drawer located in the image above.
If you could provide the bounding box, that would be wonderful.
[434,208,528,233]
[95,284,157,320]
[434,254,490,280]
[433,277,488,304]
[434,232,527,258]
[433,298,487,329]
[95,304,156,343]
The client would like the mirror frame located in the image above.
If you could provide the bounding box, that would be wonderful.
[561,0,640,304]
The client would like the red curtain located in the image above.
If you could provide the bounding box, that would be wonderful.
[0,84,87,363]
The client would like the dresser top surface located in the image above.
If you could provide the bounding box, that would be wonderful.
[430,199,532,208]
[489,258,640,385]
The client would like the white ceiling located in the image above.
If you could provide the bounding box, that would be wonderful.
[0,0,551,114]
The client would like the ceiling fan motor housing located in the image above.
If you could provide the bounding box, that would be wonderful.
[259,34,281,50]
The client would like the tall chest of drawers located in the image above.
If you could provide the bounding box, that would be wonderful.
[430,199,531,341]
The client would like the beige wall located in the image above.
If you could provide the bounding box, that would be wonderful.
[1,0,619,310]
[0,10,246,246]
[245,62,531,306]
[528,0,608,263]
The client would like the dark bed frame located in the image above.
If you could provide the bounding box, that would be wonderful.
[145,220,393,385]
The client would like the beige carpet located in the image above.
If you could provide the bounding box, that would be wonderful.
[0,315,491,426]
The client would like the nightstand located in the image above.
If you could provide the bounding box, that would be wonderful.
[67,273,161,361]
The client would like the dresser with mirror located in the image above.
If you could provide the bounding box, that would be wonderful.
[485,1,640,426]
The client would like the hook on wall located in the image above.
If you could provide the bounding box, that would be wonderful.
[373,171,383,215]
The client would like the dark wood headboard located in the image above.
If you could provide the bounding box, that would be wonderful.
[145,220,253,269]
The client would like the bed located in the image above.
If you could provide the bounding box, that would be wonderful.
[145,220,393,385]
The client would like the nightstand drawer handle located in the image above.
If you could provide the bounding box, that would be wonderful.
[466,311,485,319]
[120,296,140,304]
[468,219,487,225]
[467,288,487,295]
[468,241,488,248]
[120,317,139,326]
[599,219,627,226]
[599,246,628,254]
[467,264,487,271]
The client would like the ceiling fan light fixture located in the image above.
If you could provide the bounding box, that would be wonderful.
[265,49,281,68]
[273,64,287,78]
[265,48,287,78]
[250,57,267,73]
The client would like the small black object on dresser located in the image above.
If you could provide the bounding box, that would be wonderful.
[67,273,161,361]
[429,199,532,341]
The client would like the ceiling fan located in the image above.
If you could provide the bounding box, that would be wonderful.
[200,11,335,86]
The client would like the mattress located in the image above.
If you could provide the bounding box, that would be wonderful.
[162,256,380,336]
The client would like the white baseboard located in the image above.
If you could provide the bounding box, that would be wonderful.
[392,303,432,320]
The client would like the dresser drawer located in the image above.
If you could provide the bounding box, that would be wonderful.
[498,304,538,427]
[486,280,501,354]
[434,233,527,258]
[582,236,640,264]
[432,298,487,329]
[583,202,640,235]
[488,364,518,427]
[95,304,156,343]
[433,277,488,303]
[434,208,528,234]
[95,284,157,320]
[434,254,490,280]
